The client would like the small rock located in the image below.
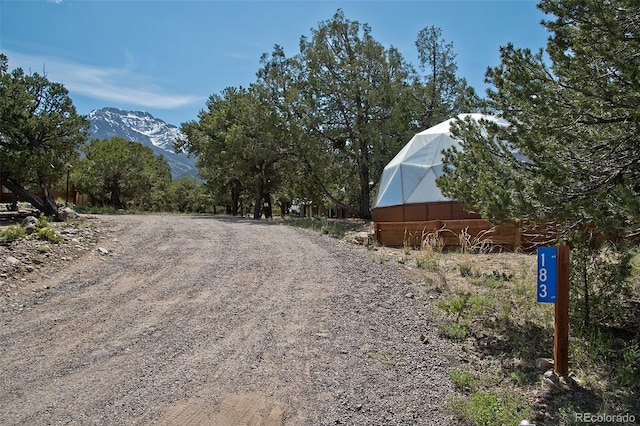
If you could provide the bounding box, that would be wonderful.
[544,369,560,387]
[98,247,109,255]
[568,371,583,386]
[21,216,38,234]
[6,256,21,266]
[58,206,79,221]
[535,357,554,372]
[352,232,372,245]
[558,375,574,388]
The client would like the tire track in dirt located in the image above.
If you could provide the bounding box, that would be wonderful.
[0,216,343,424]
[0,215,459,425]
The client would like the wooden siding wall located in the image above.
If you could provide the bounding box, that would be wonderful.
[373,219,555,251]
[372,202,481,223]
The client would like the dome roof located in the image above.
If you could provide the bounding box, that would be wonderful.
[373,113,509,209]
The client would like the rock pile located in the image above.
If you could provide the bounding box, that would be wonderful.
[0,216,106,311]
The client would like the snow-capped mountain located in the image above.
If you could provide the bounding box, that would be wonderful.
[87,107,197,179]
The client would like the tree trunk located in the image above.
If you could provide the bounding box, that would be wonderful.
[263,192,273,219]
[358,143,372,219]
[230,180,241,216]
[253,179,264,220]
[2,178,59,218]
[110,184,122,209]
[359,166,371,219]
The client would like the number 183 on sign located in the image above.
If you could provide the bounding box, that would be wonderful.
[537,247,557,303]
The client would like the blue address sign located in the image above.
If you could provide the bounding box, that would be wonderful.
[537,247,557,303]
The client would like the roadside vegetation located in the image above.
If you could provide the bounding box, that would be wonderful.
[379,236,639,425]
[280,216,366,239]
[0,213,63,244]
[281,216,639,424]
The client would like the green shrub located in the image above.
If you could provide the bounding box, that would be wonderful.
[459,262,474,277]
[439,321,468,340]
[449,390,529,426]
[416,256,438,270]
[438,295,472,322]
[35,214,50,230]
[449,369,479,391]
[0,224,26,243]
[35,227,62,243]
[570,243,636,330]
[438,294,494,322]
[616,341,640,389]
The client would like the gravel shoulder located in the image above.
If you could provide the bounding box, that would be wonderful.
[0,214,460,425]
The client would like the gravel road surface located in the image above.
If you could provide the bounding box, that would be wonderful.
[0,215,460,425]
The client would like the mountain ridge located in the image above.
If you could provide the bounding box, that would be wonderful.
[87,107,197,179]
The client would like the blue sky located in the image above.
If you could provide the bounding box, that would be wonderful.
[1,0,549,127]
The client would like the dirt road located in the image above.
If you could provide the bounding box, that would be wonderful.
[1,215,459,425]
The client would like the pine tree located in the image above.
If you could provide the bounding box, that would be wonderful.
[0,54,89,218]
[438,0,640,240]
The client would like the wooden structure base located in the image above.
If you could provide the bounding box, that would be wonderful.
[373,219,553,251]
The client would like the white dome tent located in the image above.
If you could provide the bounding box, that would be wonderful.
[372,113,508,223]
[371,113,535,249]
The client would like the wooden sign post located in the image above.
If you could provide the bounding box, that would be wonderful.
[537,245,570,376]
[554,246,570,376]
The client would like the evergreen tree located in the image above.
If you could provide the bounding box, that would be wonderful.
[0,54,89,218]
[182,10,479,219]
[437,0,640,329]
[414,26,482,128]
[74,137,172,210]
[255,12,479,218]
[177,86,286,219]
[256,11,420,218]
[438,0,640,240]
[169,176,211,213]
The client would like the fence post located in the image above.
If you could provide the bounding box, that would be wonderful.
[554,245,570,376]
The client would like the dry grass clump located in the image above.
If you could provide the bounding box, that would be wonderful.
[371,227,640,425]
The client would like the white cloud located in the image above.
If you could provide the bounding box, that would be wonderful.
[4,51,204,109]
